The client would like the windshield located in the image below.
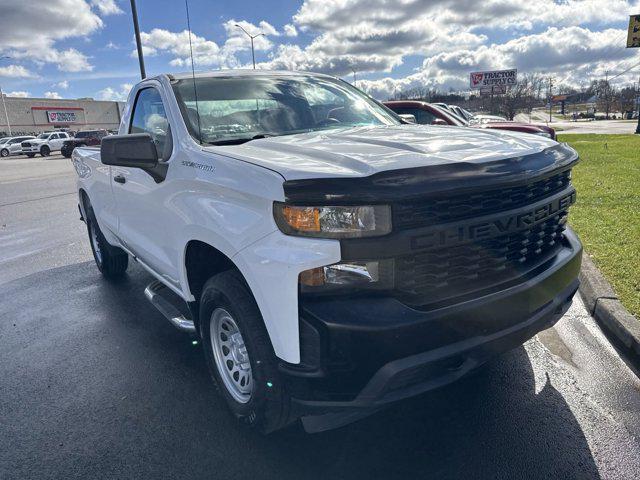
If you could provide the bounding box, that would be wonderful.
[172,74,400,145]
[75,131,95,138]
[0,138,8,144]
[37,133,50,139]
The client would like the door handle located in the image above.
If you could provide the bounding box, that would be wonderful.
[113,174,126,184]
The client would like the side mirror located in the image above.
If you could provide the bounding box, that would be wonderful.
[101,133,159,169]
[398,114,417,124]
[431,118,448,126]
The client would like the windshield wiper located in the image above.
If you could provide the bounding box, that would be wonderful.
[206,133,276,146]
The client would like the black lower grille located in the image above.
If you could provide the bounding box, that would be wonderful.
[394,170,571,230]
[395,211,568,305]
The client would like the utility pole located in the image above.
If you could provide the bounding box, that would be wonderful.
[130,0,146,79]
[636,73,640,134]
[0,56,12,135]
[235,24,264,69]
[547,76,554,123]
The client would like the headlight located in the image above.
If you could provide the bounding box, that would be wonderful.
[534,132,552,138]
[273,203,391,238]
[299,260,394,292]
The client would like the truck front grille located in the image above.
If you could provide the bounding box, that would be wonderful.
[393,170,573,306]
[393,169,571,230]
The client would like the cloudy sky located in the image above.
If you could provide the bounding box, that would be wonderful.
[0,0,639,100]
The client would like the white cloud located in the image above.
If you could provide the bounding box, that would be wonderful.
[96,83,133,101]
[0,0,101,72]
[138,28,225,68]
[283,24,298,37]
[0,65,35,78]
[90,0,123,15]
[44,91,62,99]
[5,91,30,98]
[358,25,637,98]
[55,80,70,89]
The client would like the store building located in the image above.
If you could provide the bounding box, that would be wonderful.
[0,95,125,136]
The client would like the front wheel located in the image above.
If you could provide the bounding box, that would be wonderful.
[86,206,128,279]
[0,148,9,157]
[40,145,50,157]
[200,270,292,433]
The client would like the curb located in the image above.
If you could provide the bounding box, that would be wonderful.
[579,255,640,359]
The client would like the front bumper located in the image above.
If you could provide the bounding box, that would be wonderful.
[21,146,41,153]
[282,228,582,419]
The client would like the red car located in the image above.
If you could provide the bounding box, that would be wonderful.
[384,101,556,139]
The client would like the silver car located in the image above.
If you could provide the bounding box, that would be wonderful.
[0,136,36,157]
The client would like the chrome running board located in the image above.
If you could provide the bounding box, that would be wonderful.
[144,280,196,333]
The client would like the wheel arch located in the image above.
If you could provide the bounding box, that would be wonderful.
[182,240,242,334]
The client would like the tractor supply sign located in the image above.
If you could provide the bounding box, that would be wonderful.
[470,69,517,89]
[46,110,77,123]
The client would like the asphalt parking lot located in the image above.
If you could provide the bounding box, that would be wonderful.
[2,154,640,479]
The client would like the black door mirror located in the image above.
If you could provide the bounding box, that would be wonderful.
[101,133,159,169]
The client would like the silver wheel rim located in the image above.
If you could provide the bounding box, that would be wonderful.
[90,222,102,264]
[210,308,253,403]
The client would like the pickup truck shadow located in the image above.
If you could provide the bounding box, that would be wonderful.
[0,261,600,480]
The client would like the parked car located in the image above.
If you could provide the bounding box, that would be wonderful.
[449,104,474,121]
[470,114,509,124]
[0,135,36,157]
[74,70,581,433]
[384,101,556,139]
[61,129,109,158]
[21,131,72,157]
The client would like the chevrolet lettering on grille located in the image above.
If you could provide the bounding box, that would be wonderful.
[411,190,576,250]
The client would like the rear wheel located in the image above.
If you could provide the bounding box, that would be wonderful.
[40,145,50,157]
[200,270,293,433]
[0,148,9,157]
[85,203,128,279]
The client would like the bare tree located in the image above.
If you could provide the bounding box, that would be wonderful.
[590,79,616,119]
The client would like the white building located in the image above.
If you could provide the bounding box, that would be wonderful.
[0,95,125,135]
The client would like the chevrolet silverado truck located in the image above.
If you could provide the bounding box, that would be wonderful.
[72,70,582,433]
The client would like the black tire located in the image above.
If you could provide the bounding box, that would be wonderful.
[0,148,9,157]
[26,153,35,158]
[85,203,128,279]
[200,270,293,433]
[40,145,50,157]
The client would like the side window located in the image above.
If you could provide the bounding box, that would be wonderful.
[129,87,172,161]
[395,107,437,125]
[50,133,59,140]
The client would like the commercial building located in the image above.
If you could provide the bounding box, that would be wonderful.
[0,95,125,136]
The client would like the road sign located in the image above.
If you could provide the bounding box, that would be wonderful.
[470,69,517,89]
[480,85,507,96]
[627,15,640,48]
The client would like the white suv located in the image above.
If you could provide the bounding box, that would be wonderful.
[21,131,71,157]
[0,136,36,157]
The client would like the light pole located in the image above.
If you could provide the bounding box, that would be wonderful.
[0,56,12,135]
[234,24,264,69]
[130,0,146,79]
[352,68,357,86]
[636,73,640,135]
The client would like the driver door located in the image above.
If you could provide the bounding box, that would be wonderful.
[111,86,180,288]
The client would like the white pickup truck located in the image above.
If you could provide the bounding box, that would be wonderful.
[72,70,582,433]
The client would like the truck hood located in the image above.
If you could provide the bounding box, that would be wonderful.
[25,139,47,145]
[203,124,559,181]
